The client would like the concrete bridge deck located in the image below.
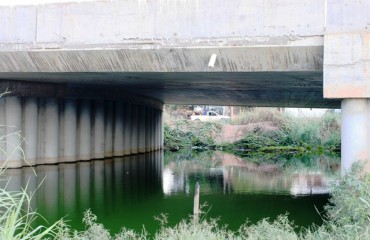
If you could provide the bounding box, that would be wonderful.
[0,0,337,108]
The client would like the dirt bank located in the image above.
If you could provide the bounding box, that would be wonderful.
[219,121,279,143]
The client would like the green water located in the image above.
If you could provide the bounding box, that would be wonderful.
[1,150,337,234]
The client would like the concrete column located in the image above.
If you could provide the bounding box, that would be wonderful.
[123,103,132,155]
[160,110,163,149]
[149,109,155,151]
[138,105,146,153]
[94,100,105,159]
[63,99,77,162]
[0,97,5,162]
[158,110,162,150]
[131,104,139,154]
[44,98,59,164]
[154,110,158,150]
[5,97,23,168]
[155,109,161,150]
[157,110,162,150]
[157,110,161,150]
[78,100,91,160]
[145,107,150,152]
[23,97,38,166]
[113,102,124,156]
[341,99,370,174]
[105,101,113,157]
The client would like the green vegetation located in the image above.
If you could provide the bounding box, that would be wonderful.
[1,162,369,239]
[164,120,222,151]
[164,108,341,160]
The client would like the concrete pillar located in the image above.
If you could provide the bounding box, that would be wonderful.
[155,109,161,150]
[151,109,155,151]
[105,101,113,157]
[341,99,370,174]
[0,97,5,163]
[154,110,158,150]
[123,103,132,155]
[113,102,124,156]
[63,99,77,162]
[158,110,162,150]
[94,100,105,159]
[157,110,161,150]
[138,105,146,153]
[145,107,150,152]
[5,97,23,168]
[131,104,139,154]
[78,100,91,160]
[44,98,59,164]
[23,97,38,166]
[160,110,163,149]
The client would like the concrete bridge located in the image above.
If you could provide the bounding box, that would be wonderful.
[0,0,369,173]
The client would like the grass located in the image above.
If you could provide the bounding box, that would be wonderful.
[0,181,61,239]
[231,107,287,127]
[163,108,341,157]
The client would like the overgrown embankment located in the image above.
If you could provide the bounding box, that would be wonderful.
[164,108,341,159]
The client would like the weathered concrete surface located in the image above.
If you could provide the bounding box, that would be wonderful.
[0,0,335,108]
[0,45,336,107]
[0,0,325,50]
[0,46,323,72]
[324,0,370,98]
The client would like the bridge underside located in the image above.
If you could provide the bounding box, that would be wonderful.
[0,71,340,108]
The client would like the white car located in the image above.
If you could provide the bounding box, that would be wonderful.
[190,111,230,122]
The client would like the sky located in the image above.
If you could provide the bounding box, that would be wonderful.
[0,0,97,6]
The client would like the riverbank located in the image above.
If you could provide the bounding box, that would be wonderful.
[164,108,341,162]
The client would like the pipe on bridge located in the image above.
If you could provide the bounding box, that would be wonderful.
[0,96,163,168]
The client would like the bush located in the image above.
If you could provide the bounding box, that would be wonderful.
[164,121,222,150]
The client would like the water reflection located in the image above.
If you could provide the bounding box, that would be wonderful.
[163,151,334,196]
[0,151,163,232]
[0,150,337,234]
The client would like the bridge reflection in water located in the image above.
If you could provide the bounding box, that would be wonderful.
[0,151,163,232]
[163,152,332,196]
[0,151,333,233]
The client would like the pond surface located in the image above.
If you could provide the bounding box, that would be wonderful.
[0,150,339,234]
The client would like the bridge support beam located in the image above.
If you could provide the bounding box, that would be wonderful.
[5,97,22,168]
[63,99,77,162]
[0,94,163,168]
[341,99,370,175]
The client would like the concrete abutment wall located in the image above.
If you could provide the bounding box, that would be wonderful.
[0,96,163,168]
[323,0,370,174]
